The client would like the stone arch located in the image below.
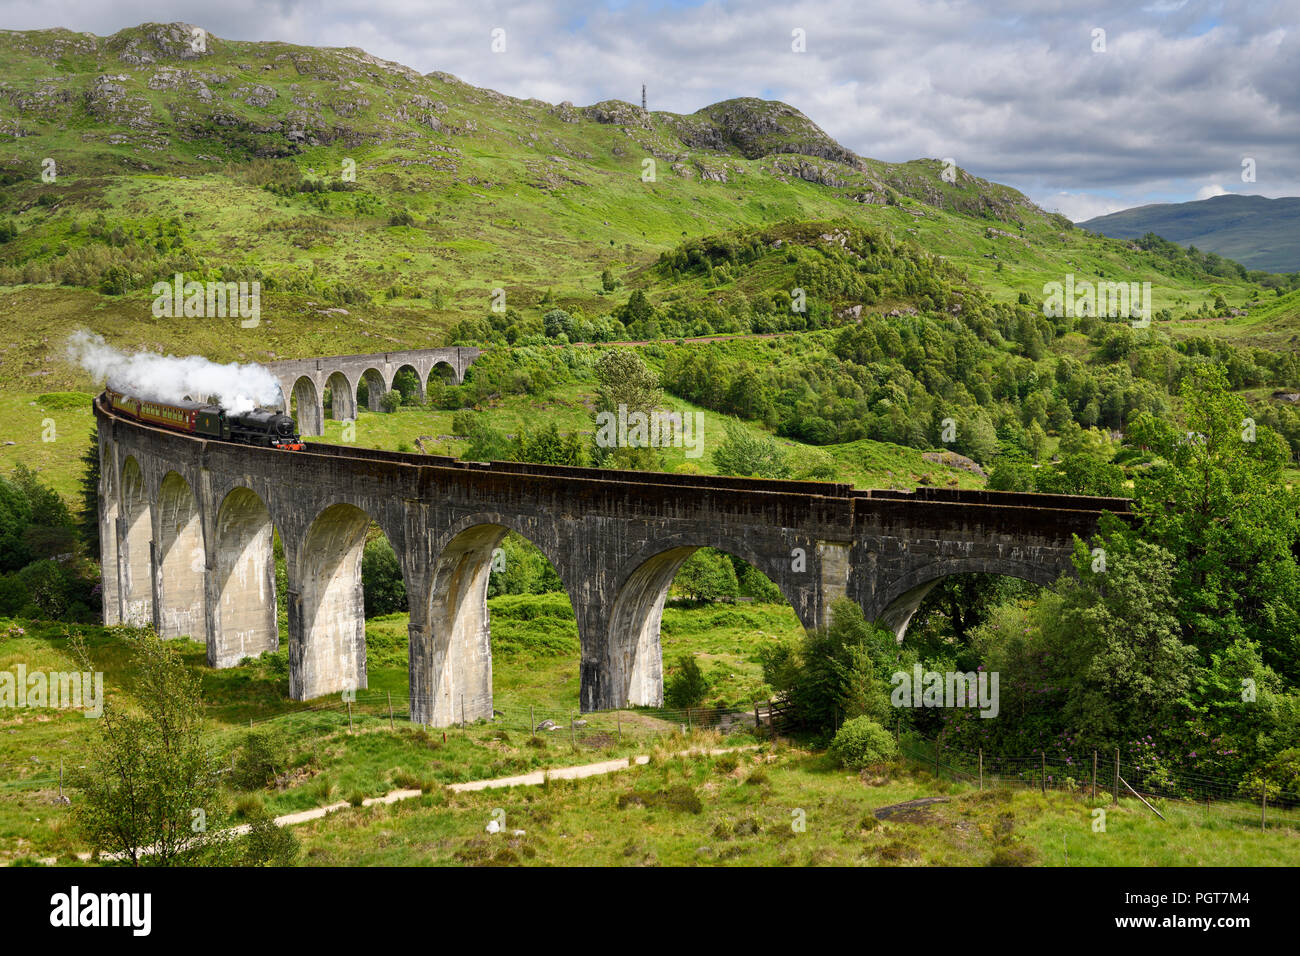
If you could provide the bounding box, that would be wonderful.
[291,502,384,700]
[323,370,357,422]
[597,538,801,710]
[211,487,278,667]
[290,374,323,436]
[359,367,389,412]
[119,455,153,627]
[428,360,459,389]
[155,470,207,639]
[871,557,1064,640]
[391,362,424,405]
[412,515,574,726]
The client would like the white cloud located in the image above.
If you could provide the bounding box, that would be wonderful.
[1195,184,1229,200]
[1036,192,1137,222]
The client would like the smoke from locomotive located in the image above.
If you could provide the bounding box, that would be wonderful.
[67,330,283,414]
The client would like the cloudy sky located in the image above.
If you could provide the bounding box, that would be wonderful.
[4,0,1298,220]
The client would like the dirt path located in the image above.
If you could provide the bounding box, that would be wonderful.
[58,744,754,863]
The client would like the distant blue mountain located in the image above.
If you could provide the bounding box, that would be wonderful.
[1079,194,1300,274]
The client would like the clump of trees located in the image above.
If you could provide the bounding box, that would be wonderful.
[921,368,1300,795]
[0,464,98,621]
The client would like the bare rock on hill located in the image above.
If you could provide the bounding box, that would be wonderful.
[922,450,985,477]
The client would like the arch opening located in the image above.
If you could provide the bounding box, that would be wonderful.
[322,370,357,422]
[119,456,152,627]
[156,471,206,639]
[211,487,278,667]
[356,367,389,412]
[391,364,424,406]
[602,545,800,711]
[292,503,376,700]
[412,526,575,726]
[290,375,323,436]
[877,562,1060,642]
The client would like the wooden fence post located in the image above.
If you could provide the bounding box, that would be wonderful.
[347,698,353,734]
[387,690,394,731]
[978,749,983,791]
[1041,753,1046,794]
[1092,751,1097,801]
[1113,748,1119,806]
[530,705,535,736]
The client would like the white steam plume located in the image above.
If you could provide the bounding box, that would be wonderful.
[67,331,283,415]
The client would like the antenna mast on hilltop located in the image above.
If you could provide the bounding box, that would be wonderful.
[641,84,646,111]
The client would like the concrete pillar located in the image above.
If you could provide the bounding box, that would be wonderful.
[208,488,278,667]
[287,504,369,701]
[98,437,121,626]
[155,472,207,640]
[119,459,153,627]
[816,540,853,629]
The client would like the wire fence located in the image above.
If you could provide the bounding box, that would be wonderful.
[898,739,1300,831]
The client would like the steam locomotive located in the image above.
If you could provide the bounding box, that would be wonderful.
[104,384,305,450]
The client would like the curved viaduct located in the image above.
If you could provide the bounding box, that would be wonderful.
[95,394,1130,726]
[266,346,481,436]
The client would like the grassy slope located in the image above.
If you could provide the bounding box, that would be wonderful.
[5,615,1296,866]
[295,747,1300,867]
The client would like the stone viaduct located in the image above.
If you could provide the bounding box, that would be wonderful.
[265,347,481,436]
[95,392,1131,726]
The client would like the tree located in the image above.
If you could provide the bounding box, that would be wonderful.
[515,422,587,466]
[591,349,663,470]
[70,629,222,865]
[664,653,710,708]
[1041,534,1198,752]
[672,548,739,602]
[712,419,790,479]
[1034,452,1125,496]
[79,425,101,561]
[543,309,573,339]
[361,536,406,617]
[1026,421,1048,462]
[760,600,906,738]
[1126,365,1300,677]
[621,290,655,327]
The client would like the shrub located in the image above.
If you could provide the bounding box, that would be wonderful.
[829,716,897,770]
[230,731,285,791]
[664,652,709,709]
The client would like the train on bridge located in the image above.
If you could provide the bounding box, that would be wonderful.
[103,384,306,450]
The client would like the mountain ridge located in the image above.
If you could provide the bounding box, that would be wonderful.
[1079,194,1300,273]
[0,21,1049,225]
